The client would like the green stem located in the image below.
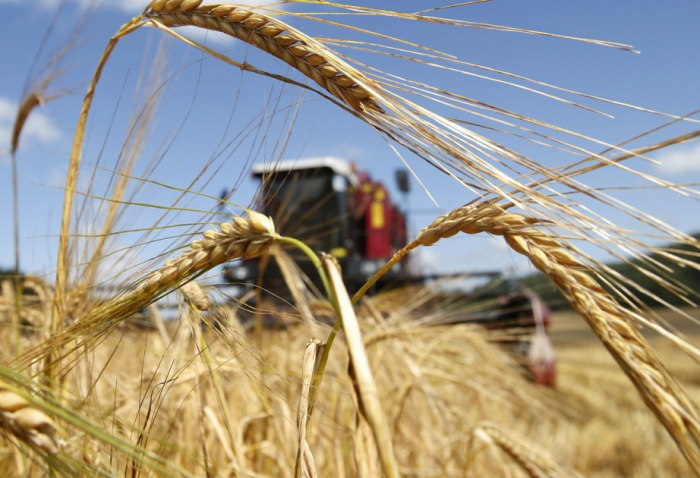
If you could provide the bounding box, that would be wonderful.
[350,241,418,305]
[11,152,21,356]
[278,236,419,416]
[276,236,332,301]
[276,236,339,412]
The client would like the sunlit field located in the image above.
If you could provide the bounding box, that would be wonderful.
[2,1,700,477]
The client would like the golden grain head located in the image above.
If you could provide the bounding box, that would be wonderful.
[181,280,210,311]
[411,201,700,471]
[0,383,58,455]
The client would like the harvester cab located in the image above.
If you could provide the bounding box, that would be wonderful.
[222,158,410,296]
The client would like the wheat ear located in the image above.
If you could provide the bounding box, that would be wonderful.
[144,1,382,112]
[21,211,276,369]
[294,338,324,478]
[351,199,509,303]
[0,380,59,454]
[474,422,584,478]
[404,201,700,473]
[181,280,210,311]
[136,210,275,296]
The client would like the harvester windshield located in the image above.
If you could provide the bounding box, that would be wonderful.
[253,159,352,255]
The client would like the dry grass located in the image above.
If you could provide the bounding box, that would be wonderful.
[2,296,696,476]
[554,337,700,477]
[0,378,58,455]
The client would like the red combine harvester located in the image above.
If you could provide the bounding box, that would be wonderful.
[223,158,411,295]
[222,158,555,385]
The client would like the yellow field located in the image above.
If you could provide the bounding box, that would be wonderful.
[2,278,699,476]
[3,2,700,476]
[548,307,700,476]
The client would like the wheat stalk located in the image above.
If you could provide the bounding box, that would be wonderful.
[323,254,400,478]
[0,380,59,455]
[465,213,700,472]
[294,338,324,478]
[79,45,169,304]
[361,200,700,473]
[144,1,382,113]
[270,245,317,326]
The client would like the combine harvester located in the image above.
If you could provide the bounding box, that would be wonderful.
[224,158,410,295]
[222,158,555,384]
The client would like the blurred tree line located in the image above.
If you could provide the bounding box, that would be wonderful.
[1,268,38,296]
[519,232,700,310]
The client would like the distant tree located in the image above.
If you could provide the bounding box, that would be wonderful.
[0,267,19,279]
[519,232,700,310]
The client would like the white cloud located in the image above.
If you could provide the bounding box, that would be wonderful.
[2,0,287,48]
[0,97,62,152]
[654,141,700,176]
[0,0,286,14]
[0,0,62,8]
[0,98,15,122]
[409,248,440,275]
[0,126,10,152]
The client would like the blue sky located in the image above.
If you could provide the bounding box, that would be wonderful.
[1,0,699,283]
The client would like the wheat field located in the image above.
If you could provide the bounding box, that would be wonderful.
[2,1,700,477]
